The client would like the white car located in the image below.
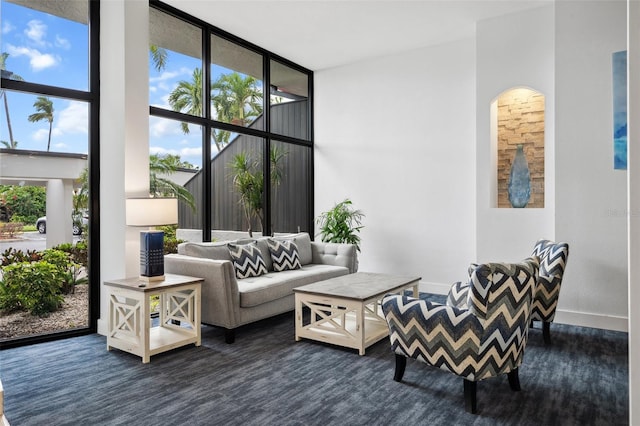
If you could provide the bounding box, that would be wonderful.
[36,214,88,236]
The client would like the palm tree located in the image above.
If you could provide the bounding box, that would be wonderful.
[149,154,196,211]
[28,96,55,151]
[1,140,18,149]
[149,45,168,71]
[169,70,264,153]
[0,52,24,149]
[168,68,205,139]
[228,147,287,236]
[211,72,262,126]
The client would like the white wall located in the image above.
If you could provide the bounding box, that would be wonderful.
[315,39,476,291]
[555,0,628,330]
[476,6,556,263]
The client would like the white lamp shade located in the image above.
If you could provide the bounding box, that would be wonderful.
[126,198,178,227]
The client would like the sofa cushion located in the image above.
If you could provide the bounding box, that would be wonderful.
[267,238,301,272]
[179,241,232,262]
[235,237,274,272]
[237,264,349,308]
[228,242,268,279]
[274,232,312,265]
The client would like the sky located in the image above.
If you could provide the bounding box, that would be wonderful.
[0,1,246,169]
[1,1,89,154]
[1,1,278,170]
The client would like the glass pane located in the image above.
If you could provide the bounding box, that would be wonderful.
[149,8,203,119]
[211,132,265,237]
[270,60,309,140]
[271,141,311,234]
[0,91,88,153]
[0,163,90,341]
[1,0,89,91]
[149,116,202,242]
[210,34,264,133]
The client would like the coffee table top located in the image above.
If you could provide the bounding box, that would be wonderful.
[293,272,421,301]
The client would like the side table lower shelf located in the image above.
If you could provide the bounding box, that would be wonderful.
[105,274,203,363]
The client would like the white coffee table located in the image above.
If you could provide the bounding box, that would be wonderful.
[294,272,421,355]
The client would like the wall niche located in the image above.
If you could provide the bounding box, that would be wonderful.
[495,87,545,208]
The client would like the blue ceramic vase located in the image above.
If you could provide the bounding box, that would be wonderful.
[508,144,531,208]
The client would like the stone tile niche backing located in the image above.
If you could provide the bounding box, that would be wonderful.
[497,88,545,208]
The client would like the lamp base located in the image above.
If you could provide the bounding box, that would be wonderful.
[139,274,165,283]
[139,230,165,283]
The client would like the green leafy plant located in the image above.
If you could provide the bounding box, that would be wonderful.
[53,241,88,268]
[0,184,46,223]
[0,261,65,316]
[228,147,287,237]
[41,249,82,294]
[316,199,365,252]
[1,247,41,266]
[159,225,184,254]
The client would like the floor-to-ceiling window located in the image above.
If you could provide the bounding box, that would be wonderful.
[149,1,313,241]
[0,0,99,348]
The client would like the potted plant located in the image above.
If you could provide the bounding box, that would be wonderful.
[316,198,365,252]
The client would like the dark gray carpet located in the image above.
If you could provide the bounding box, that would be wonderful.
[0,294,629,426]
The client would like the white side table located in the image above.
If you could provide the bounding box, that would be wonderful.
[105,274,202,363]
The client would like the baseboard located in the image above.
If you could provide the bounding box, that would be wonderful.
[421,281,628,332]
[553,309,628,332]
[97,318,108,336]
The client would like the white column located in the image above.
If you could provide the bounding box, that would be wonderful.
[99,0,150,335]
[45,179,74,248]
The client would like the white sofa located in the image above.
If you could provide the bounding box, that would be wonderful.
[164,232,357,343]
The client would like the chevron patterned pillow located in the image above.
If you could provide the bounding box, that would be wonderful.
[228,242,268,279]
[266,238,302,272]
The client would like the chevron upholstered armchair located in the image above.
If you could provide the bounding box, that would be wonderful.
[382,257,539,414]
[530,239,570,344]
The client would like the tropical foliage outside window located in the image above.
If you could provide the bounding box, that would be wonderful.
[149,2,312,238]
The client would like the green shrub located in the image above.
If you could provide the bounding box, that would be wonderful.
[0,261,65,316]
[41,249,81,294]
[1,247,41,266]
[53,241,88,267]
[160,225,183,254]
[9,214,36,225]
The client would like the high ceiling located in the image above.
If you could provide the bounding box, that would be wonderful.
[163,0,552,71]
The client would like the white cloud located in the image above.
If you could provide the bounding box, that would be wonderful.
[2,21,15,34]
[29,102,87,149]
[150,116,184,138]
[180,147,202,158]
[149,68,190,83]
[25,20,47,46]
[54,35,71,50]
[6,44,58,71]
[52,142,68,149]
[31,128,49,142]
[55,101,89,135]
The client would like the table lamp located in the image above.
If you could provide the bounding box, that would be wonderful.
[126,197,178,282]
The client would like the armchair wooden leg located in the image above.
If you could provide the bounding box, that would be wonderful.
[542,322,551,344]
[507,368,521,391]
[224,329,236,344]
[464,379,477,414]
[393,354,407,382]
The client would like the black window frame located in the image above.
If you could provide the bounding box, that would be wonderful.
[149,0,314,240]
[0,0,100,349]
